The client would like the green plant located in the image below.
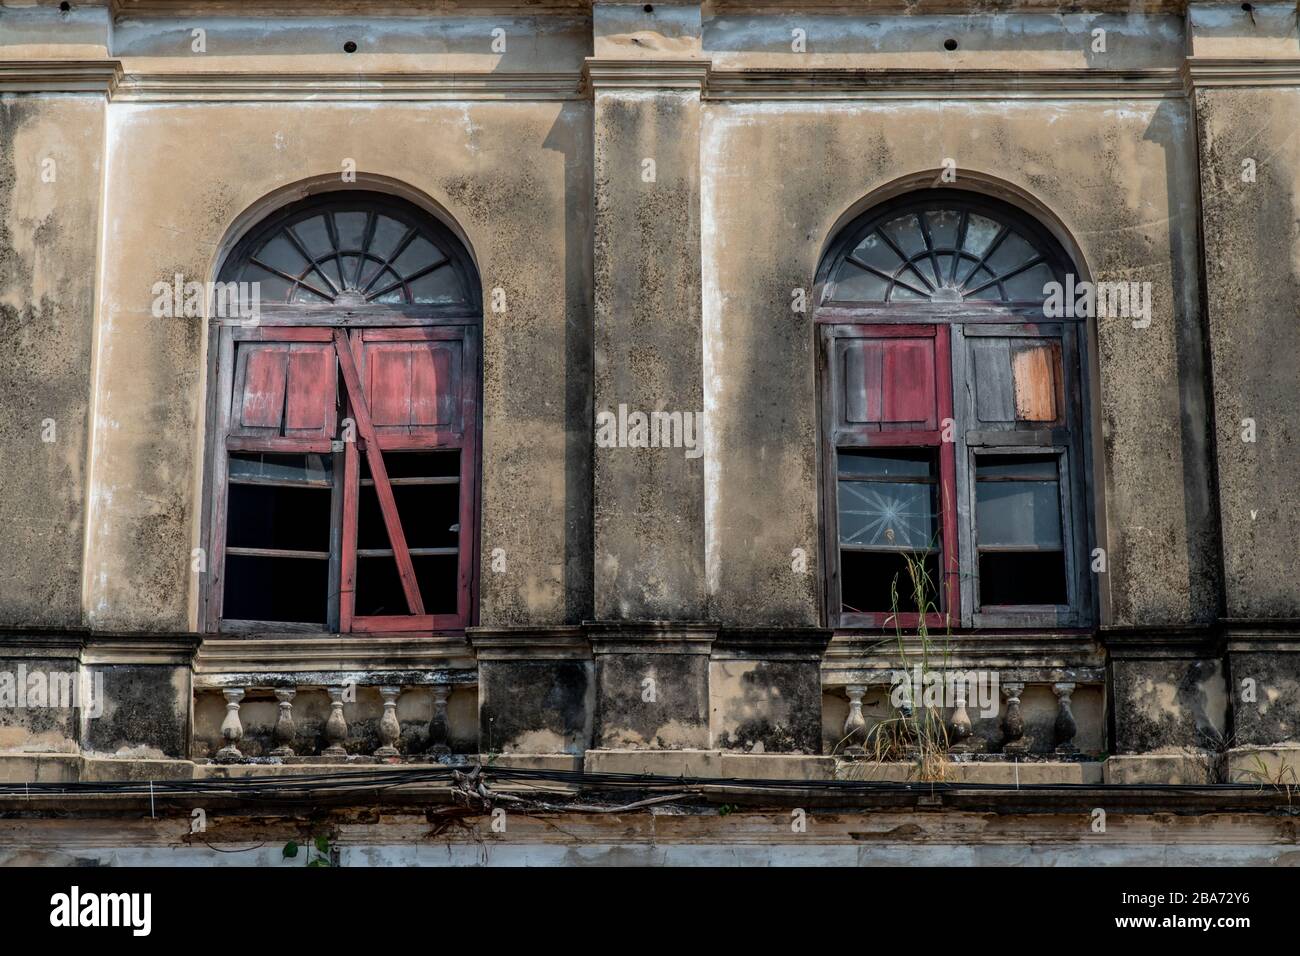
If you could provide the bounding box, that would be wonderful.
[1237,753,1298,804]
[283,834,336,867]
[873,548,954,781]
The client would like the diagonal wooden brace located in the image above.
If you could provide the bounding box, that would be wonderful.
[333,329,425,615]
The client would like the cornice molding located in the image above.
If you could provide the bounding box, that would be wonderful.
[110,0,592,13]
[82,634,202,666]
[584,620,718,655]
[713,626,833,661]
[114,70,585,102]
[468,625,591,661]
[708,67,1186,101]
[0,60,122,95]
[584,57,711,92]
[1183,57,1300,91]
[17,60,1282,104]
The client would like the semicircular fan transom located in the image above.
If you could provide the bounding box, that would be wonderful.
[228,204,474,308]
[823,204,1064,306]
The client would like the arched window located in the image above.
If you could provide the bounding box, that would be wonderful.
[204,191,480,634]
[817,190,1093,629]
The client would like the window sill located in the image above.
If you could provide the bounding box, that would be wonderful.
[195,630,476,677]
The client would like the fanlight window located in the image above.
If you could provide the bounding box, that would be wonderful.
[817,191,1092,630]
[822,202,1062,305]
[223,197,477,308]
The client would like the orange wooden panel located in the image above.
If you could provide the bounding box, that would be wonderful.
[1011,342,1060,422]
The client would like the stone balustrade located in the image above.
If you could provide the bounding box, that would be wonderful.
[195,679,470,762]
[837,673,1100,756]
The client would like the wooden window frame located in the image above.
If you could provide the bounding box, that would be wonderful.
[951,321,1090,629]
[820,323,959,630]
[201,197,481,637]
[816,195,1095,632]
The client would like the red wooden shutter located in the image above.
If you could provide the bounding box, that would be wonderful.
[826,323,958,625]
[838,326,940,436]
[356,329,465,443]
[229,329,337,443]
[339,326,479,633]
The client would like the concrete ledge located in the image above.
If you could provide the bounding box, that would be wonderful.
[836,760,1086,784]
[1103,753,1214,785]
[719,754,835,780]
[483,753,584,772]
[82,757,196,781]
[584,749,724,777]
[0,754,81,783]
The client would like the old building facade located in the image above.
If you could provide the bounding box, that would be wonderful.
[1,0,1299,863]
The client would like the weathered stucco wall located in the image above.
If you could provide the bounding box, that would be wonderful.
[4,0,1299,784]
[702,95,1217,627]
[1196,85,1300,619]
[592,83,708,621]
[0,93,103,627]
[81,97,591,630]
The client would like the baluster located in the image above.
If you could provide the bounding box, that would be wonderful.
[1001,681,1027,753]
[376,686,402,757]
[323,686,349,756]
[216,688,245,760]
[1053,682,1079,754]
[948,676,973,752]
[843,685,867,755]
[427,685,452,756]
[270,687,297,757]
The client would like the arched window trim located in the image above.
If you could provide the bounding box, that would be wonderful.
[814,190,1078,324]
[816,191,1095,632]
[217,191,482,322]
[201,191,482,636]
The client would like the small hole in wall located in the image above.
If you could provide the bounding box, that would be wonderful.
[343,40,358,53]
[944,38,959,51]
[644,4,654,13]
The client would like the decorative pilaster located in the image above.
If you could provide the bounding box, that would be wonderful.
[587,54,710,622]
[427,685,452,756]
[843,685,867,755]
[1053,682,1078,754]
[216,688,245,760]
[1001,681,1027,753]
[375,686,402,757]
[323,686,349,756]
[270,687,297,757]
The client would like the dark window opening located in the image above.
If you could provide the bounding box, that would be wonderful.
[975,454,1068,607]
[842,551,942,616]
[223,553,329,624]
[978,552,1067,606]
[838,448,942,614]
[358,452,461,552]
